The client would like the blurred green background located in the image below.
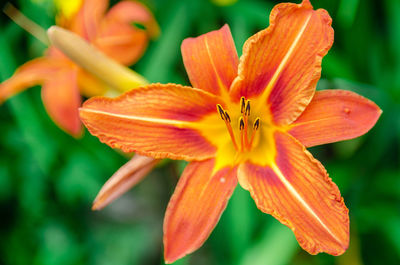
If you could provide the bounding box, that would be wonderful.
[0,0,399,264]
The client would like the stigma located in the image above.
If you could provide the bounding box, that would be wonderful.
[216,97,260,153]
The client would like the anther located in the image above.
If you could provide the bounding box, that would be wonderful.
[217,104,225,120]
[224,111,231,123]
[239,117,245,130]
[240,97,246,114]
[248,117,260,150]
[245,100,251,116]
[217,104,239,151]
[253,117,260,130]
[239,117,245,151]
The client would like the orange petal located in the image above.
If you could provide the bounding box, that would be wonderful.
[181,24,239,96]
[230,0,333,125]
[238,131,349,255]
[92,154,159,210]
[163,159,237,263]
[68,0,108,40]
[288,90,382,147]
[42,68,82,137]
[0,57,63,103]
[105,0,160,38]
[79,84,219,160]
[94,20,148,65]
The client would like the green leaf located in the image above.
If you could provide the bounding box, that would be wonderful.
[137,0,192,83]
[239,220,298,265]
[0,30,57,173]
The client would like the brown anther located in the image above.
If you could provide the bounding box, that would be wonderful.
[217,104,225,120]
[224,111,231,123]
[245,100,251,116]
[239,117,245,130]
[253,117,260,130]
[248,117,260,150]
[217,103,239,151]
[240,97,246,114]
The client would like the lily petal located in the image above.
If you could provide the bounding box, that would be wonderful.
[288,90,382,147]
[68,0,108,40]
[238,131,349,255]
[93,1,160,65]
[94,20,148,65]
[92,154,159,210]
[164,159,237,263]
[230,0,333,125]
[181,24,239,96]
[42,68,82,137]
[48,26,148,92]
[106,1,160,38]
[0,57,63,103]
[79,83,220,160]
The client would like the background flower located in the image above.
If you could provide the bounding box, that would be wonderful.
[0,0,158,136]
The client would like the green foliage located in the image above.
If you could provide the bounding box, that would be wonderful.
[0,0,399,264]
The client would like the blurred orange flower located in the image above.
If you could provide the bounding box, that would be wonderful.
[58,0,381,262]
[0,0,159,136]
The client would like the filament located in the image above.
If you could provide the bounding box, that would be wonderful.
[217,104,239,151]
[248,117,260,150]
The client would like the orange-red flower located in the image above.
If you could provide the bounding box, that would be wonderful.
[0,0,159,136]
[75,0,381,263]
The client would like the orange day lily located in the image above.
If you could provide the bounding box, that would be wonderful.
[0,0,159,136]
[51,0,381,263]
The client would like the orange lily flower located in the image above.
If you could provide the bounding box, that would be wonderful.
[65,0,380,262]
[0,0,159,136]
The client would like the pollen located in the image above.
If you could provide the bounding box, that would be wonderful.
[216,98,261,153]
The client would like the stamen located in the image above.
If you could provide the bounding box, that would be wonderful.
[253,117,260,130]
[239,117,245,130]
[239,117,245,151]
[240,97,246,114]
[217,104,225,120]
[248,117,260,149]
[217,104,239,151]
[224,111,231,123]
[239,98,251,148]
[216,102,261,153]
[243,113,249,148]
[245,100,251,116]
[225,118,238,151]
